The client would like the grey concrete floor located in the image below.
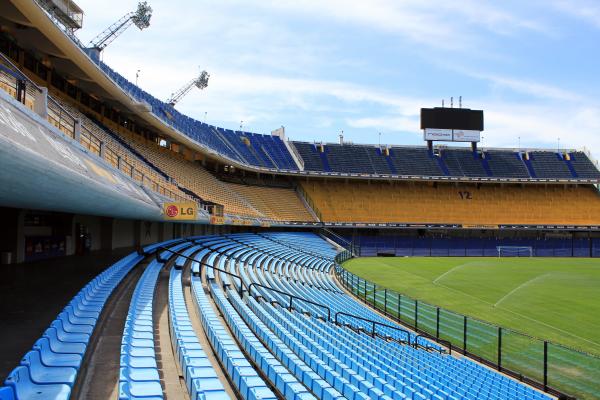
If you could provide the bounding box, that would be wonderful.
[0,248,132,382]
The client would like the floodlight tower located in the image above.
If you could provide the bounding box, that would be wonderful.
[89,2,152,51]
[167,70,210,106]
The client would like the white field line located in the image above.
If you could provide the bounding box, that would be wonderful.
[432,262,477,284]
[434,279,600,348]
[383,263,600,348]
[493,274,552,307]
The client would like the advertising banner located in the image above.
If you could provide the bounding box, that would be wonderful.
[163,201,197,220]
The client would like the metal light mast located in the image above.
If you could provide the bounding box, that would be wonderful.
[167,70,210,106]
[89,2,152,51]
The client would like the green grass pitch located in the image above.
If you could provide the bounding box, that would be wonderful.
[344,257,600,355]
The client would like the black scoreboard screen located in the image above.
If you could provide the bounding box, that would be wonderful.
[420,108,484,131]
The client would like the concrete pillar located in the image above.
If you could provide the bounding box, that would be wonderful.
[157,222,164,242]
[73,118,81,142]
[100,217,114,250]
[33,86,48,119]
[99,142,105,159]
[0,207,20,264]
[133,220,141,248]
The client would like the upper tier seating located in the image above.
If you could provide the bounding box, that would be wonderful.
[485,150,530,178]
[389,147,444,176]
[229,184,315,222]
[301,180,600,225]
[442,149,488,177]
[50,95,187,195]
[569,151,600,178]
[93,60,298,171]
[291,142,600,179]
[528,152,573,179]
[119,133,314,220]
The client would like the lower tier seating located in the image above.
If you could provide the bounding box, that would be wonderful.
[1,252,144,400]
[169,266,229,399]
[187,233,551,400]
[1,233,555,400]
[118,257,165,400]
[301,180,600,225]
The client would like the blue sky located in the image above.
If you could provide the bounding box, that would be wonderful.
[75,0,600,159]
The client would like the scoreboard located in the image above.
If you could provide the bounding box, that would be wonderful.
[420,108,484,143]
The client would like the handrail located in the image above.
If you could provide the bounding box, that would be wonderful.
[413,333,452,354]
[0,52,194,204]
[188,241,334,316]
[248,282,331,321]
[334,311,412,345]
[0,52,42,93]
[225,236,322,268]
[211,243,333,292]
[156,246,248,297]
[157,242,332,322]
[222,236,337,292]
[148,241,418,350]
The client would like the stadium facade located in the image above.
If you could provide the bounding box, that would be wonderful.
[0,0,599,399]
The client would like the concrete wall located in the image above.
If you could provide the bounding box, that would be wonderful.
[73,215,102,251]
[113,219,135,249]
[3,206,244,264]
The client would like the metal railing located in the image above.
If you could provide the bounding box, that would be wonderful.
[0,51,191,204]
[155,244,332,322]
[334,263,600,400]
[155,240,447,354]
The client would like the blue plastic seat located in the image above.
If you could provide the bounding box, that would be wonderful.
[42,330,86,355]
[119,380,163,399]
[0,386,15,400]
[20,351,77,386]
[32,338,82,368]
[4,366,71,400]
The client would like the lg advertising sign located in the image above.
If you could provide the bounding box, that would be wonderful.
[163,202,197,221]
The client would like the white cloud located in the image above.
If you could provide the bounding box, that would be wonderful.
[72,0,600,161]
[346,116,418,133]
[473,72,582,102]
[482,104,600,156]
[250,0,553,51]
[552,0,600,28]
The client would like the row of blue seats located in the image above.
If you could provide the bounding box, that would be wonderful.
[0,252,144,400]
[197,237,365,399]
[223,235,427,346]
[188,248,278,400]
[292,142,600,179]
[227,291,344,399]
[202,233,551,400]
[206,279,315,400]
[118,255,166,400]
[168,262,229,399]
[207,242,399,399]
[344,235,595,258]
[118,240,198,399]
[262,301,548,400]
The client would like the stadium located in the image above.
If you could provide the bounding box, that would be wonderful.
[0,1,599,399]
